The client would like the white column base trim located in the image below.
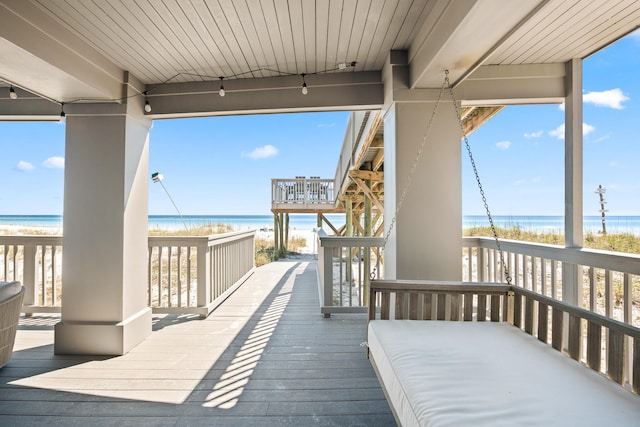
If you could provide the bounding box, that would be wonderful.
[54,307,152,355]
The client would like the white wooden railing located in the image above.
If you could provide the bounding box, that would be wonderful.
[463,236,640,327]
[0,235,63,314]
[271,177,335,210]
[0,230,255,318]
[317,233,640,327]
[317,229,384,316]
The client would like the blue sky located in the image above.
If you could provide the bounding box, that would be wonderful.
[1,31,638,216]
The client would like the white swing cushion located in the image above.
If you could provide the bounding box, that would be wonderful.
[368,320,640,427]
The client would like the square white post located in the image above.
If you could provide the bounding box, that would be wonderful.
[55,103,152,355]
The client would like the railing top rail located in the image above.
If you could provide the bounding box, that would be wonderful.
[148,230,256,247]
[0,235,63,245]
[318,235,385,247]
[371,280,511,295]
[463,236,640,275]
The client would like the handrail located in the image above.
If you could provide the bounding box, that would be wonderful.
[464,236,640,275]
[0,231,255,318]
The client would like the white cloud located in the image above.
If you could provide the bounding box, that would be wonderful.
[558,88,629,110]
[583,123,595,136]
[495,140,511,150]
[609,160,618,167]
[17,161,34,171]
[243,145,278,160]
[43,156,65,169]
[549,123,595,139]
[583,88,629,109]
[317,123,336,128]
[524,130,543,138]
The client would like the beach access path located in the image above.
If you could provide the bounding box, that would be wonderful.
[0,257,394,426]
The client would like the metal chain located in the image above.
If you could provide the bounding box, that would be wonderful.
[371,70,513,286]
[447,77,513,285]
[370,71,449,280]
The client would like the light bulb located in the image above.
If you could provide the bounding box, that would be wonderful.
[9,85,17,100]
[59,110,66,123]
[218,77,225,97]
[301,83,308,95]
[144,99,152,113]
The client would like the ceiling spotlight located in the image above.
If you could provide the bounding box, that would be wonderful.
[218,77,225,97]
[59,104,66,123]
[9,85,17,100]
[301,74,308,95]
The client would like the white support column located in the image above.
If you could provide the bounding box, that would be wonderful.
[55,100,152,355]
[382,52,462,280]
[383,102,462,280]
[563,58,584,307]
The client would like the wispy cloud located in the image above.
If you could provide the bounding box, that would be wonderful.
[584,88,629,109]
[609,160,619,167]
[43,156,65,169]
[243,145,278,160]
[524,130,543,138]
[17,161,34,171]
[549,123,595,139]
[495,141,511,150]
[317,123,336,128]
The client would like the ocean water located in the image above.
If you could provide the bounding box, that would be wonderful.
[1,214,639,235]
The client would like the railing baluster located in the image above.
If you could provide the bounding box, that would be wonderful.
[568,314,581,361]
[607,329,623,384]
[587,321,602,371]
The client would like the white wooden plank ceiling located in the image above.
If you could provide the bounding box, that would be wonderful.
[29,0,639,86]
[32,0,433,84]
[1,0,639,107]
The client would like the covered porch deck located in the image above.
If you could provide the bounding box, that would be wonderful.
[0,258,393,426]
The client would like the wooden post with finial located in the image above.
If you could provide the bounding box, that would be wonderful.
[595,185,607,234]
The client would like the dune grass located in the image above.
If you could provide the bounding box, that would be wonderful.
[464,226,640,254]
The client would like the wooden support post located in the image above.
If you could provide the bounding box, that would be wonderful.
[284,213,290,252]
[345,197,353,283]
[278,213,286,257]
[363,171,372,306]
[273,213,279,260]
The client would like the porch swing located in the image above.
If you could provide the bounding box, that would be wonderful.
[366,72,640,427]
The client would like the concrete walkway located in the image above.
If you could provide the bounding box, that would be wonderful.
[1,259,394,426]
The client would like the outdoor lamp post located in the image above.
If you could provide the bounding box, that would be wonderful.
[151,172,189,232]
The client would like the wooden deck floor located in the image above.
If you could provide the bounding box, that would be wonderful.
[0,258,394,426]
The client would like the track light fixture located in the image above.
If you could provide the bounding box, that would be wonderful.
[144,92,152,113]
[218,77,225,97]
[59,103,66,123]
[301,74,308,95]
[9,85,17,100]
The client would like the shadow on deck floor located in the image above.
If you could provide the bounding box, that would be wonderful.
[0,259,395,426]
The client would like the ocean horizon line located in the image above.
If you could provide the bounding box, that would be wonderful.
[1,214,640,235]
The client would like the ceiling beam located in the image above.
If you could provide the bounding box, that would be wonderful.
[143,72,383,118]
[0,1,123,103]
[457,63,565,105]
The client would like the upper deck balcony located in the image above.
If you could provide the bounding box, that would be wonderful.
[271,177,339,213]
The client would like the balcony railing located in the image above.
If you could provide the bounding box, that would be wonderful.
[271,177,336,211]
[463,236,640,327]
[317,229,384,316]
[316,232,640,327]
[0,230,255,318]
